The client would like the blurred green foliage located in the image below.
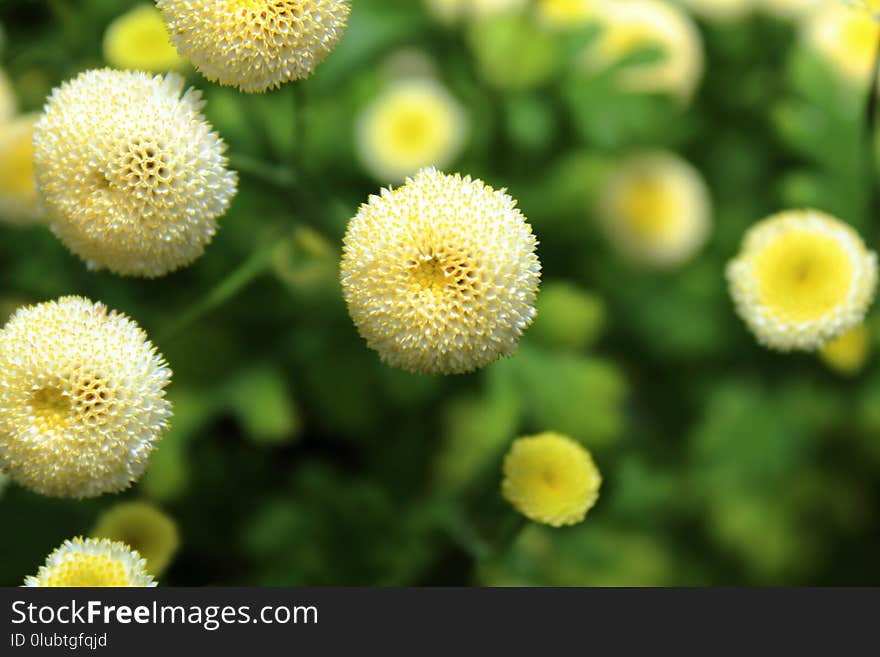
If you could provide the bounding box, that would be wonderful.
[1,0,879,586]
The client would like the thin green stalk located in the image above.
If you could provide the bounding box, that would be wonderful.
[865,36,880,230]
[230,153,299,194]
[159,241,282,342]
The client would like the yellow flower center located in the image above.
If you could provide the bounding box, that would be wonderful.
[389,109,434,158]
[42,554,131,587]
[618,174,678,241]
[30,386,72,434]
[754,231,854,323]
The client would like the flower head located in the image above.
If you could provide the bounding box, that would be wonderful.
[156,0,351,92]
[103,4,186,72]
[34,69,237,277]
[0,113,40,225]
[597,150,711,268]
[820,323,871,374]
[804,2,880,84]
[727,209,878,351]
[536,0,599,29]
[341,168,541,375]
[356,78,468,183]
[502,432,602,527]
[588,0,704,103]
[24,537,156,587]
[93,502,180,576]
[0,296,172,498]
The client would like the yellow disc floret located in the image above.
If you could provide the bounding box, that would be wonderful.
[727,209,878,351]
[92,501,180,576]
[356,78,468,183]
[0,113,40,225]
[341,168,541,375]
[502,432,602,527]
[0,296,172,498]
[156,0,351,92]
[597,150,712,268]
[103,4,186,72]
[24,537,156,587]
[819,323,871,374]
[33,69,237,277]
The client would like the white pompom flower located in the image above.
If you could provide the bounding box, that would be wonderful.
[0,296,172,498]
[341,168,541,375]
[24,537,157,587]
[34,69,237,278]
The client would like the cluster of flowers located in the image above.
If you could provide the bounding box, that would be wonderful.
[1,0,879,584]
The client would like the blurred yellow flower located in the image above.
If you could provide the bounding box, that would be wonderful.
[846,1,880,20]
[819,323,871,374]
[597,150,712,268]
[727,210,878,351]
[24,537,156,587]
[803,2,880,84]
[588,0,704,103]
[502,432,602,527]
[535,0,599,28]
[0,113,40,225]
[34,69,237,277]
[677,0,753,23]
[426,0,527,23]
[341,168,541,375]
[103,4,185,72]
[93,502,180,576]
[356,78,467,183]
[156,0,351,92]
[0,296,172,498]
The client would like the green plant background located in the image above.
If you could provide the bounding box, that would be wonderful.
[1,0,879,586]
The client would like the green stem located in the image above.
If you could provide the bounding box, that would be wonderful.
[230,153,299,194]
[159,241,281,342]
[865,36,880,231]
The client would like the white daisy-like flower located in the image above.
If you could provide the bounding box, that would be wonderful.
[727,209,878,351]
[24,537,157,587]
[156,0,351,92]
[0,296,172,498]
[597,150,712,268]
[341,168,541,375]
[34,69,237,278]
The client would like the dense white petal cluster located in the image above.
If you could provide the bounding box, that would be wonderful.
[341,168,541,375]
[157,0,351,92]
[0,296,172,498]
[727,210,878,351]
[24,537,157,587]
[34,69,237,277]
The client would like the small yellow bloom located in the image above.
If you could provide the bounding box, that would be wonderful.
[156,0,351,92]
[0,296,173,498]
[93,502,180,576]
[34,69,237,277]
[598,150,712,268]
[535,0,599,29]
[341,168,541,375]
[502,432,602,527]
[727,209,878,351]
[0,113,40,225]
[677,0,754,23]
[356,78,467,183]
[24,537,156,587]
[820,323,871,374]
[803,2,880,84]
[588,0,704,103]
[103,4,186,72]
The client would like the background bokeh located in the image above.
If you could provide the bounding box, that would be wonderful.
[1,0,879,586]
